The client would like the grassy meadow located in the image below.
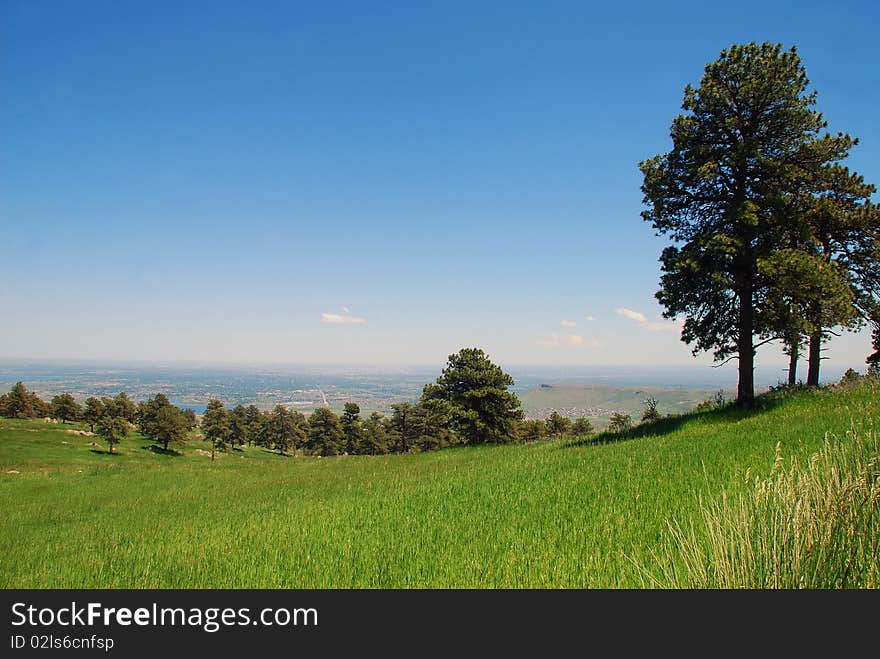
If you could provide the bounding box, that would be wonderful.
[1,380,877,588]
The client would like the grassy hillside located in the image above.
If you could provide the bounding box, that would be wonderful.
[1,380,877,588]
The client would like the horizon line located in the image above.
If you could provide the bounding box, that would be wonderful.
[0,355,859,372]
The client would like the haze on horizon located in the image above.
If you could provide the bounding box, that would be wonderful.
[2,1,878,374]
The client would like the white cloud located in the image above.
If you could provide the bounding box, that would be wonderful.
[614,307,647,323]
[537,333,602,348]
[583,315,595,321]
[615,307,682,333]
[321,313,367,325]
[560,319,577,328]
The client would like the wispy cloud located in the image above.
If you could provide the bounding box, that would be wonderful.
[537,333,602,348]
[560,319,577,328]
[615,307,681,332]
[614,307,647,323]
[583,315,595,321]
[321,313,367,325]
[640,319,682,332]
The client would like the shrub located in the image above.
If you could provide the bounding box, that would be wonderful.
[838,368,862,387]
[608,412,632,433]
[518,419,545,442]
[571,417,594,436]
[640,397,662,423]
[545,411,572,439]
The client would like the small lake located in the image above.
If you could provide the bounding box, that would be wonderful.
[171,402,208,414]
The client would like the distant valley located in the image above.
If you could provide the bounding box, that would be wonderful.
[520,382,733,426]
[1,362,741,424]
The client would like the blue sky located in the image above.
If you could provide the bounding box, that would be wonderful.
[2,1,878,373]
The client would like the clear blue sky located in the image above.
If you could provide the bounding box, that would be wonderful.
[2,0,878,371]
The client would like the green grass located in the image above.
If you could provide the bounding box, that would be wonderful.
[1,381,878,588]
[649,425,879,588]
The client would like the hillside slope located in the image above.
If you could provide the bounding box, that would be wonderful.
[1,380,877,588]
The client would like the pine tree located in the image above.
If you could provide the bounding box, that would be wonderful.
[181,407,197,431]
[389,402,418,453]
[798,167,878,385]
[110,392,137,423]
[307,408,344,456]
[414,402,449,452]
[420,348,522,444]
[230,405,250,449]
[4,382,36,418]
[136,393,170,440]
[266,405,304,455]
[640,43,855,405]
[340,403,362,454]
[202,399,230,462]
[154,406,189,452]
[519,418,546,442]
[245,405,263,446]
[51,393,82,424]
[360,412,389,455]
[137,393,188,451]
[758,248,856,385]
[30,392,50,418]
[83,397,105,432]
[545,411,572,439]
[96,415,129,453]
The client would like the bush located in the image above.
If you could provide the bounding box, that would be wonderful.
[693,389,731,413]
[545,411,572,438]
[518,419,546,442]
[640,397,662,423]
[837,368,862,387]
[571,417,594,436]
[608,412,632,433]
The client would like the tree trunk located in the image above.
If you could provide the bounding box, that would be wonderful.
[737,288,755,407]
[109,443,114,454]
[787,339,799,386]
[163,438,169,452]
[807,330,822,386]
[211,441,215,462]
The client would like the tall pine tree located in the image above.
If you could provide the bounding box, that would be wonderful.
[641,43,854,405]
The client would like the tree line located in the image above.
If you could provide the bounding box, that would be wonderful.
[641,42,880,406]
[198,393,594,459]
[0,349,603,456]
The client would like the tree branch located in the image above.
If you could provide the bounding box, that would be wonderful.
[712,354,740,368]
